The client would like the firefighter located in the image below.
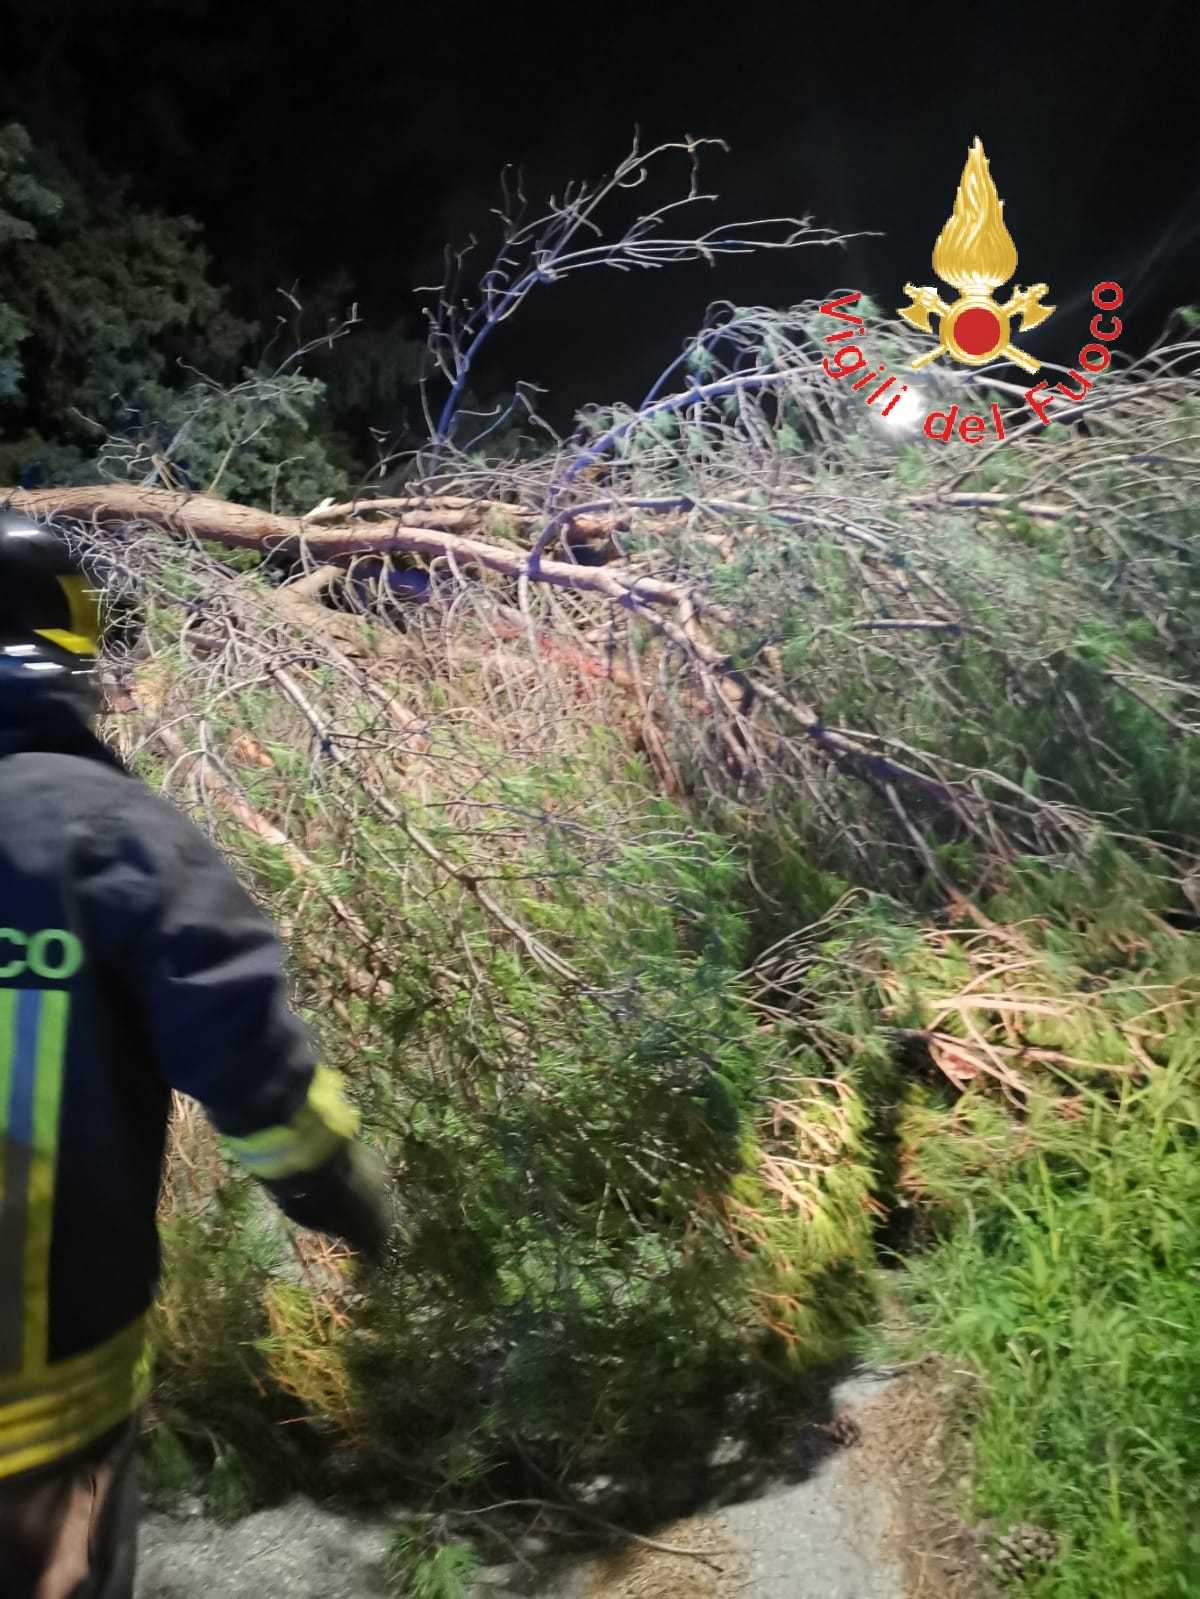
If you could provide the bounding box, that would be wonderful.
[0,504,392,1597]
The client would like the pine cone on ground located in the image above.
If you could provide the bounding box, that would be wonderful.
[821,1414,862,1448]
[989,1521,1058,1581]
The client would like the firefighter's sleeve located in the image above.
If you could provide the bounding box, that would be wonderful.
[77,789,390,1262]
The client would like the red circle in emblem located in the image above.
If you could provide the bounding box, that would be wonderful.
[952,306,1002,356]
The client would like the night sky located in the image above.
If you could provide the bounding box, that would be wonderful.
[2,0,1198,432]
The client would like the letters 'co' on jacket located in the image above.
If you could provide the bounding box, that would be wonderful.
[0,723,360,1480]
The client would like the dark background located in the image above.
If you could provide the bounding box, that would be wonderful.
[2,0,1197,431]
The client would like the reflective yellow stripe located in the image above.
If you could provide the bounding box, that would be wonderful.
[0,981,147,1479]
[23,989,68,1373]
[0,989,69,1377]
[0,988,12,1174]
[0,1314,150,1479]
[0,990,16,1371]
[221,1064,360,1180]
[0,1313,150,1402]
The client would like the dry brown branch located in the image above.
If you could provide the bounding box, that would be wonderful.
[12,482,973,814]
[304,495,620,541]
[4,485,728,617]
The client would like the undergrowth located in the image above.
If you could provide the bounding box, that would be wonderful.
[142,732,882,1515]
[869,882,1200,1598]
[892,1084,1200,1597]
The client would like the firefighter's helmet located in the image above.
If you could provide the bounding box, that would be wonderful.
[0,503,108,721]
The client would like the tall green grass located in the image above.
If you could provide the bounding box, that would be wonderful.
[884,1027,1200,1595]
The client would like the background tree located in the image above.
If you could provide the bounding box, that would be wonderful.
[0,122,62,403]
[0,123,366,510]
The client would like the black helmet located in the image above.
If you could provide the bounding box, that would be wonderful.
[0,503,105,724]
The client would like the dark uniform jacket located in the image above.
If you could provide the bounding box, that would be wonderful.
[0,695,367,1480]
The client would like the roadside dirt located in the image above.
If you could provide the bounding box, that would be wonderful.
[851,1355,997,1599]
[137,1367,934,1599]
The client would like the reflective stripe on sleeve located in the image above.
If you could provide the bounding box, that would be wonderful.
[220,1064,360,1180]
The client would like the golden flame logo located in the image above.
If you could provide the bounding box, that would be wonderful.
[932,140,1018,293]
[899,137,1054,373]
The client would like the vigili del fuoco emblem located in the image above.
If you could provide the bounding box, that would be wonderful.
[898,137,1054,374]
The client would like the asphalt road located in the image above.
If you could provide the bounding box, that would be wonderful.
[136,1371,906,1599]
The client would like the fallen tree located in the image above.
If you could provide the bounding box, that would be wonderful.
[12,134,1196,1594]
[12,325,1200,909]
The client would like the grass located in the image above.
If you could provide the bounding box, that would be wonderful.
[883,1062,1200,1596]
[382,1524,481,1598]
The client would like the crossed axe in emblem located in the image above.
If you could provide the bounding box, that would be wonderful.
[899,283,1054,373]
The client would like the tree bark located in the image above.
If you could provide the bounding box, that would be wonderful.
[4,485,719,615]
